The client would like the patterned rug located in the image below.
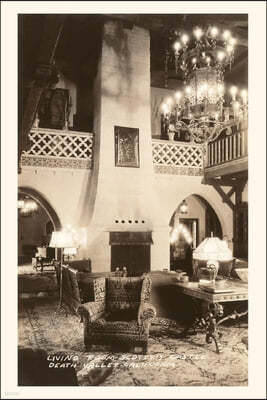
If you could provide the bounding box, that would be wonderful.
[18,297,248,386]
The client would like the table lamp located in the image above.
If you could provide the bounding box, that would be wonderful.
[193,234,233,283]
[63,247,77,262]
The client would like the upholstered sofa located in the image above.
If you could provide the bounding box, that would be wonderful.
[78,276,156,354]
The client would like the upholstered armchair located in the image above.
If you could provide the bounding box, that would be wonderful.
[78,276,156,354]
[53,264,124,316]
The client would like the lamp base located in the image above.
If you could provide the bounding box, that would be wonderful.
[195,259,219,282]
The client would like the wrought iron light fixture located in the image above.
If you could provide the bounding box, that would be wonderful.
[162,26,248,144]
[179,199,188,214]
[18,197,38,217]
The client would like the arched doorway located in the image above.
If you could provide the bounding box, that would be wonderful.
[18,187,62,265]
[169,194,222,275]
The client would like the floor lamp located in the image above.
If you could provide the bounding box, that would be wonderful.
[49,230,74,310]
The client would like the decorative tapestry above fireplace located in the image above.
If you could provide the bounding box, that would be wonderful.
[109,232,153,246]
[114,126,140,168]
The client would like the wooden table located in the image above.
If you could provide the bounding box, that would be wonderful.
[174,279,248,353]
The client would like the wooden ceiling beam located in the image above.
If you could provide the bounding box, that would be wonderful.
[102,14,248,46]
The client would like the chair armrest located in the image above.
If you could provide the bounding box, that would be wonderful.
[138,302,156,325]
[78,301,105,322]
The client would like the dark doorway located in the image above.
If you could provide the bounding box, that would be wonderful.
[170,218,198,276]
[111,245,150,277]
[18,187,61,265]
[234,201,248,259]
[193,195,222,238]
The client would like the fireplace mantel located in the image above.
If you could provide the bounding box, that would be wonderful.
[109,232,153,246]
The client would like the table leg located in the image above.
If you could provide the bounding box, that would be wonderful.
[177,298,205,337]
[177,301,224,353]
[178,298,248,354]
[204,303,224,353]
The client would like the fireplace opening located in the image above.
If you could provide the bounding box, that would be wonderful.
[110,232,152,277]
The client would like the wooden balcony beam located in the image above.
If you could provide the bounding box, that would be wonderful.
[202,177,239,187]
[204,156,248,180]
[227,187,236,198]
[212,184,235,211]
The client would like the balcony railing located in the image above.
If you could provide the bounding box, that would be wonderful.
[152,139,203,175]
[21,128,94,169]
[21,127,247,176]
[206,128,248,168]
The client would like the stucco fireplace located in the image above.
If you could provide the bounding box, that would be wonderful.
[110,232,153,276]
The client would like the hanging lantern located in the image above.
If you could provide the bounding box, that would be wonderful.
[180,199,188,214]
[18,197,38,217]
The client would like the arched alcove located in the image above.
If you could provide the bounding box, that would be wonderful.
[18,187,62,265]
[169,193,223,274]
[192,194,222,239]
[18,187,62,231]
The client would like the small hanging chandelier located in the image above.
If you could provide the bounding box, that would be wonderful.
[162,25,248,144]
[18,197,38,217]
[179,199,188,214]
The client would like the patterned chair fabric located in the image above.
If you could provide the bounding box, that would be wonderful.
[61,266,82,314]
[54,264,108,316]
[78,276,156,354]
[106,277,143,313]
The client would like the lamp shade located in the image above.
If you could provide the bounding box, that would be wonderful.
[193,237,232,261]
[49,231,74,249]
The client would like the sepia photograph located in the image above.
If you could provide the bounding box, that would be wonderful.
[1,1,266,399]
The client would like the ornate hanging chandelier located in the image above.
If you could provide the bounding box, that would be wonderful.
[161,26,248,144]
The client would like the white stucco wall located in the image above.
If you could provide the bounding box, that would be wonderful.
[18,166,92,237]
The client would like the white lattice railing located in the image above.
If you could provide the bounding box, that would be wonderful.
[152,139,203,174]
[21,128,94,169]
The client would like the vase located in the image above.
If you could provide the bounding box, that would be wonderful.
[206,260,219,282]
[168,130,175,141]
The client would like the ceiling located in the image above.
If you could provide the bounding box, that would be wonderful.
[19,13,248,89]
